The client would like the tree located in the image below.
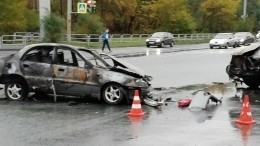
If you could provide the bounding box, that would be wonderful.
[42,13,65,43]
[200,0,240,32]
[73,14,104,34]
[0,0,27,35]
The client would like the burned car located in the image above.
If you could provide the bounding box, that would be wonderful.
[0,43,152,104]
[226,43,260,88]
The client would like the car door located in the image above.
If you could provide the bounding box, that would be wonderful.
[52,47,92,96]
[20,46,54,92]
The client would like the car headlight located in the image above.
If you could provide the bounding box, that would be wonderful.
[146,39,149,42]
[135,79,148,87]
[156,39,161,42]
[240,39,245,42]
[209,40,214,44]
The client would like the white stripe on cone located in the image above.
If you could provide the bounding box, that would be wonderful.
[134,96,140,101]
[132,104,142,109]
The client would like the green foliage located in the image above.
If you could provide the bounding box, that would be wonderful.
[0,0,27,35]
[73,14,104,34]
[25,9,39,32]
[42,13,65,43]
[200,0,240,32]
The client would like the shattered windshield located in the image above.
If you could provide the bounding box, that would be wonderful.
[78,49,110,68]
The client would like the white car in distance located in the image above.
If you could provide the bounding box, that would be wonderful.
[209,33,238,49]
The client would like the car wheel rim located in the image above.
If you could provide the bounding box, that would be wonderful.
[161,42,164,47]
[104,86,121,103]
[7,83,22,100]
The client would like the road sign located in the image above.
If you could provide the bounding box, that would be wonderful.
[77,3,87,13]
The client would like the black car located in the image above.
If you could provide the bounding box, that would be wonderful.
[226,43,260,88]
[146,32,174,48]
[234,32,255,45]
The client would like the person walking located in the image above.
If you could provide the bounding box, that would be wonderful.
[102,28,111,52]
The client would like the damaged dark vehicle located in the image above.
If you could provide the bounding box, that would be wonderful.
[226,43,260,88]
[0,43,152,104]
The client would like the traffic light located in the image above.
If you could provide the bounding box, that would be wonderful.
[92,1,96,13]
[85,0,96,14]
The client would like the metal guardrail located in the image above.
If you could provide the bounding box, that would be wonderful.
[0,32,215,49]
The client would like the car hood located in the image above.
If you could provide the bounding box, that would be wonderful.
[100,53,152,81]
[211,38,228,42]
[232,43,260,55]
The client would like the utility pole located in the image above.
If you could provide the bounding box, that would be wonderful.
[242,0,247,21]
[67,0,72,42]
[39,0,51,39]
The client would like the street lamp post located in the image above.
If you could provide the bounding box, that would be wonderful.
[67,0,72,42]
[242,0,247,21]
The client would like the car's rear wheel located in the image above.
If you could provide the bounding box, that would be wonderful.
[102,83,126,105]
[210,46,213,49]
[5,80,28,101]
[146,45,150,48]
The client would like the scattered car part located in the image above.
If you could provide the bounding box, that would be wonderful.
[178,98,192,107]
[143,97,164,107]
[189,91,222,110]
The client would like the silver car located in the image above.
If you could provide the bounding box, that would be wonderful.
[209,33,238,49]
[0,43,152,105]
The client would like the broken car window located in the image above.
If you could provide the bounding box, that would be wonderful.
[56,48,84,68]
[23,46,53,64]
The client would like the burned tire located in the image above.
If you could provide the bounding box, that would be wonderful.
[5,80,28,101]
[102,83,126,105]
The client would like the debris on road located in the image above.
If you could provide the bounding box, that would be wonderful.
[143,97,164,107]
[178,98,192,107]
[189,90,222,110]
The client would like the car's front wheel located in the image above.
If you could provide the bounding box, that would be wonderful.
[159,42,164,48]
[102,83,126,105]
[5,80,28,101]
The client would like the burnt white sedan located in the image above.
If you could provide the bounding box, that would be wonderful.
[0,43,152,104]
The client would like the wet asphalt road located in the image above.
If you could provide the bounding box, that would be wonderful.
[1,46,260,146]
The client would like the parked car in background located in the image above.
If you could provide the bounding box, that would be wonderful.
[0,43,152,105]
[146,32,174,48]
[234,32,255,45]
[256,30,260,39]
[209,33,238,49]
[226,43,260,88]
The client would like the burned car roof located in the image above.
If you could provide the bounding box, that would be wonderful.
[16,43,93,58]
[232,43,260,56]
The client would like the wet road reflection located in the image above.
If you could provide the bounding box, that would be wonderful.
[0,83,260,145]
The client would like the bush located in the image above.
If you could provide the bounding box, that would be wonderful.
[42,13,65,43]
[73,14,104,34]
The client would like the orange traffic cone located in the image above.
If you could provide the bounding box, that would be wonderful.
[127,90,145,116]
[235,95,256,125]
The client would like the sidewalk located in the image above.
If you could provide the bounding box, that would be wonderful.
[98,43,209,58]
[0,43,209,58]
